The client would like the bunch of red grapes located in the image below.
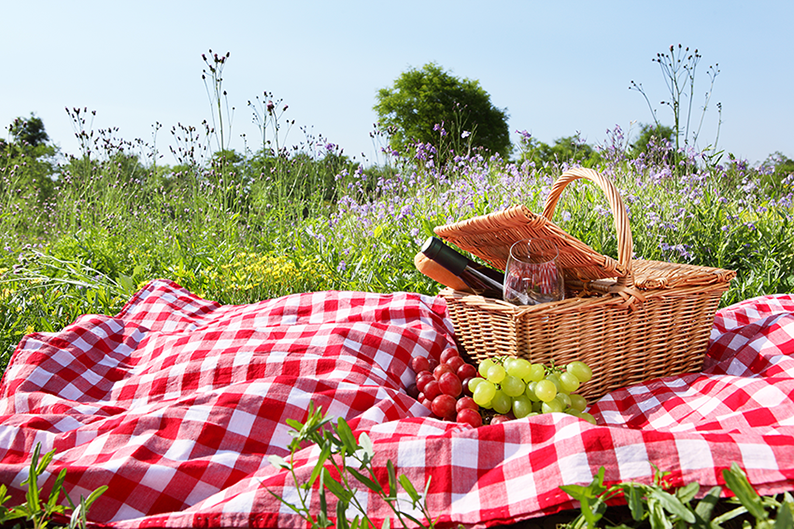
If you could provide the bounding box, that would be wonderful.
[407,347,482,427]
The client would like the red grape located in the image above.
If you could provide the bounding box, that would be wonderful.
[419,396,433,410]
[456,396,478,412]
[457,363,477,380]
[406,382,419,399]
[457,408,482,427]
[433,363,454,380]
[423,380,441,400]
[427,357,439,371]
[490,414,513,425]
[461,376,474,396]
[440,348,459,364]
[445,355,466,372]
[410,356,430,373]
[438,371,463,397]
[415,371,434,393]
[431,394,457,419]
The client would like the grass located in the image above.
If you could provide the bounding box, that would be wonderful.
[1,112,793,369]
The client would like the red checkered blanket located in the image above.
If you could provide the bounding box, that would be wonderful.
[1,279,793,528]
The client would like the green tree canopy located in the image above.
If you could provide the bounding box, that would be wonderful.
[517,134,600,167]
[1,113,57,203]
[374,63,510,157]
[9,113,50,147]
[631,123,675,156]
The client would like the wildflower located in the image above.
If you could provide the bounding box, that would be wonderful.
[461,131,471,139]
[337,261,346,273]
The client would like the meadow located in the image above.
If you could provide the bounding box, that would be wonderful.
[1,101,793,373]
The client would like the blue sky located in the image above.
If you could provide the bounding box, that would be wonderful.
[2,1,792,166]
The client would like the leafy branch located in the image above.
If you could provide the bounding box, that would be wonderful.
[0,443,107,529]
[262,402,437,529]
[560,462,794,528]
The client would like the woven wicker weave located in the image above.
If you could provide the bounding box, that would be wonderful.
[433,167,736,400]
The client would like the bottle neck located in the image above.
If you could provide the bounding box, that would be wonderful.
[420,237,469,275]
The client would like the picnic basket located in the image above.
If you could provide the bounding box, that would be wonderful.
[432,167,736,400]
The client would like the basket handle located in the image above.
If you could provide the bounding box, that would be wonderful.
[541,167,634,286]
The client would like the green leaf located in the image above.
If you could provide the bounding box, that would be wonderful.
[321,468,352,502]
[46,468,68,512]
[83,485,108,509]
[694,486,722,523]
[335,418,359,454]
[267,455,290,470]
[380,516,390,529]
[347,467,383,494]
[285,418,304,431]
[386,461,398,500]
[398,474,420,503]
[336,496,350,529]
[776,498,793,529]
[647,489,696,524]
[648,500,673,529]
[722,463,768,521]
[559,484,589,501]
[308,444,331,488]
[622,484,646,522]
[358,433,374,461]
[676,481,700,504]
[24,443,43,512]
[117,274,136,296]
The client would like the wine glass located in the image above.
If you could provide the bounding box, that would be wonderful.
[502,239,565,305]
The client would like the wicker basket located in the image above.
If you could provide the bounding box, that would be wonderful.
[433,167,736,400]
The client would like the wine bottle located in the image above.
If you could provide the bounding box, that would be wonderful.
[420,237,504,297]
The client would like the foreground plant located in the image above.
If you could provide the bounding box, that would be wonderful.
[264,403,437,529]
[560,463,794,528]
[0,443,107,529]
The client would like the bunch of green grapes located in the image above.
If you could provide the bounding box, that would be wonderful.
[468,357,597,425]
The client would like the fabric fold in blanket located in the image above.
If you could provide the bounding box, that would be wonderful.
[0,279,793,528]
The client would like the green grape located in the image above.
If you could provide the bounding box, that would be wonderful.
[468,377,484,393]
[559,372,581,393]
[487,364,506,384]
[528,363,545,382]
[478,358,497,378]
[567,361,593,383]
[512,395,533,418]
[568,410,597,424]
[525,381,540,402]
[557,392,572,410]
[502,357,518,374]
[507,358,532,380]
[569,393,588,412]
[491,389,512,415]
[473,380,496,406]
[534,379,557,403]
[541,397,564,414]
[501,375,526,397]
[545,373,563,393]
[531,400,543,413]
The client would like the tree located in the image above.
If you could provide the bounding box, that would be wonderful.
[374,63,511,157]
[630,123,675,159]
[516,133,600,168]
[9,114,49,147]
[1,114,57,203]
